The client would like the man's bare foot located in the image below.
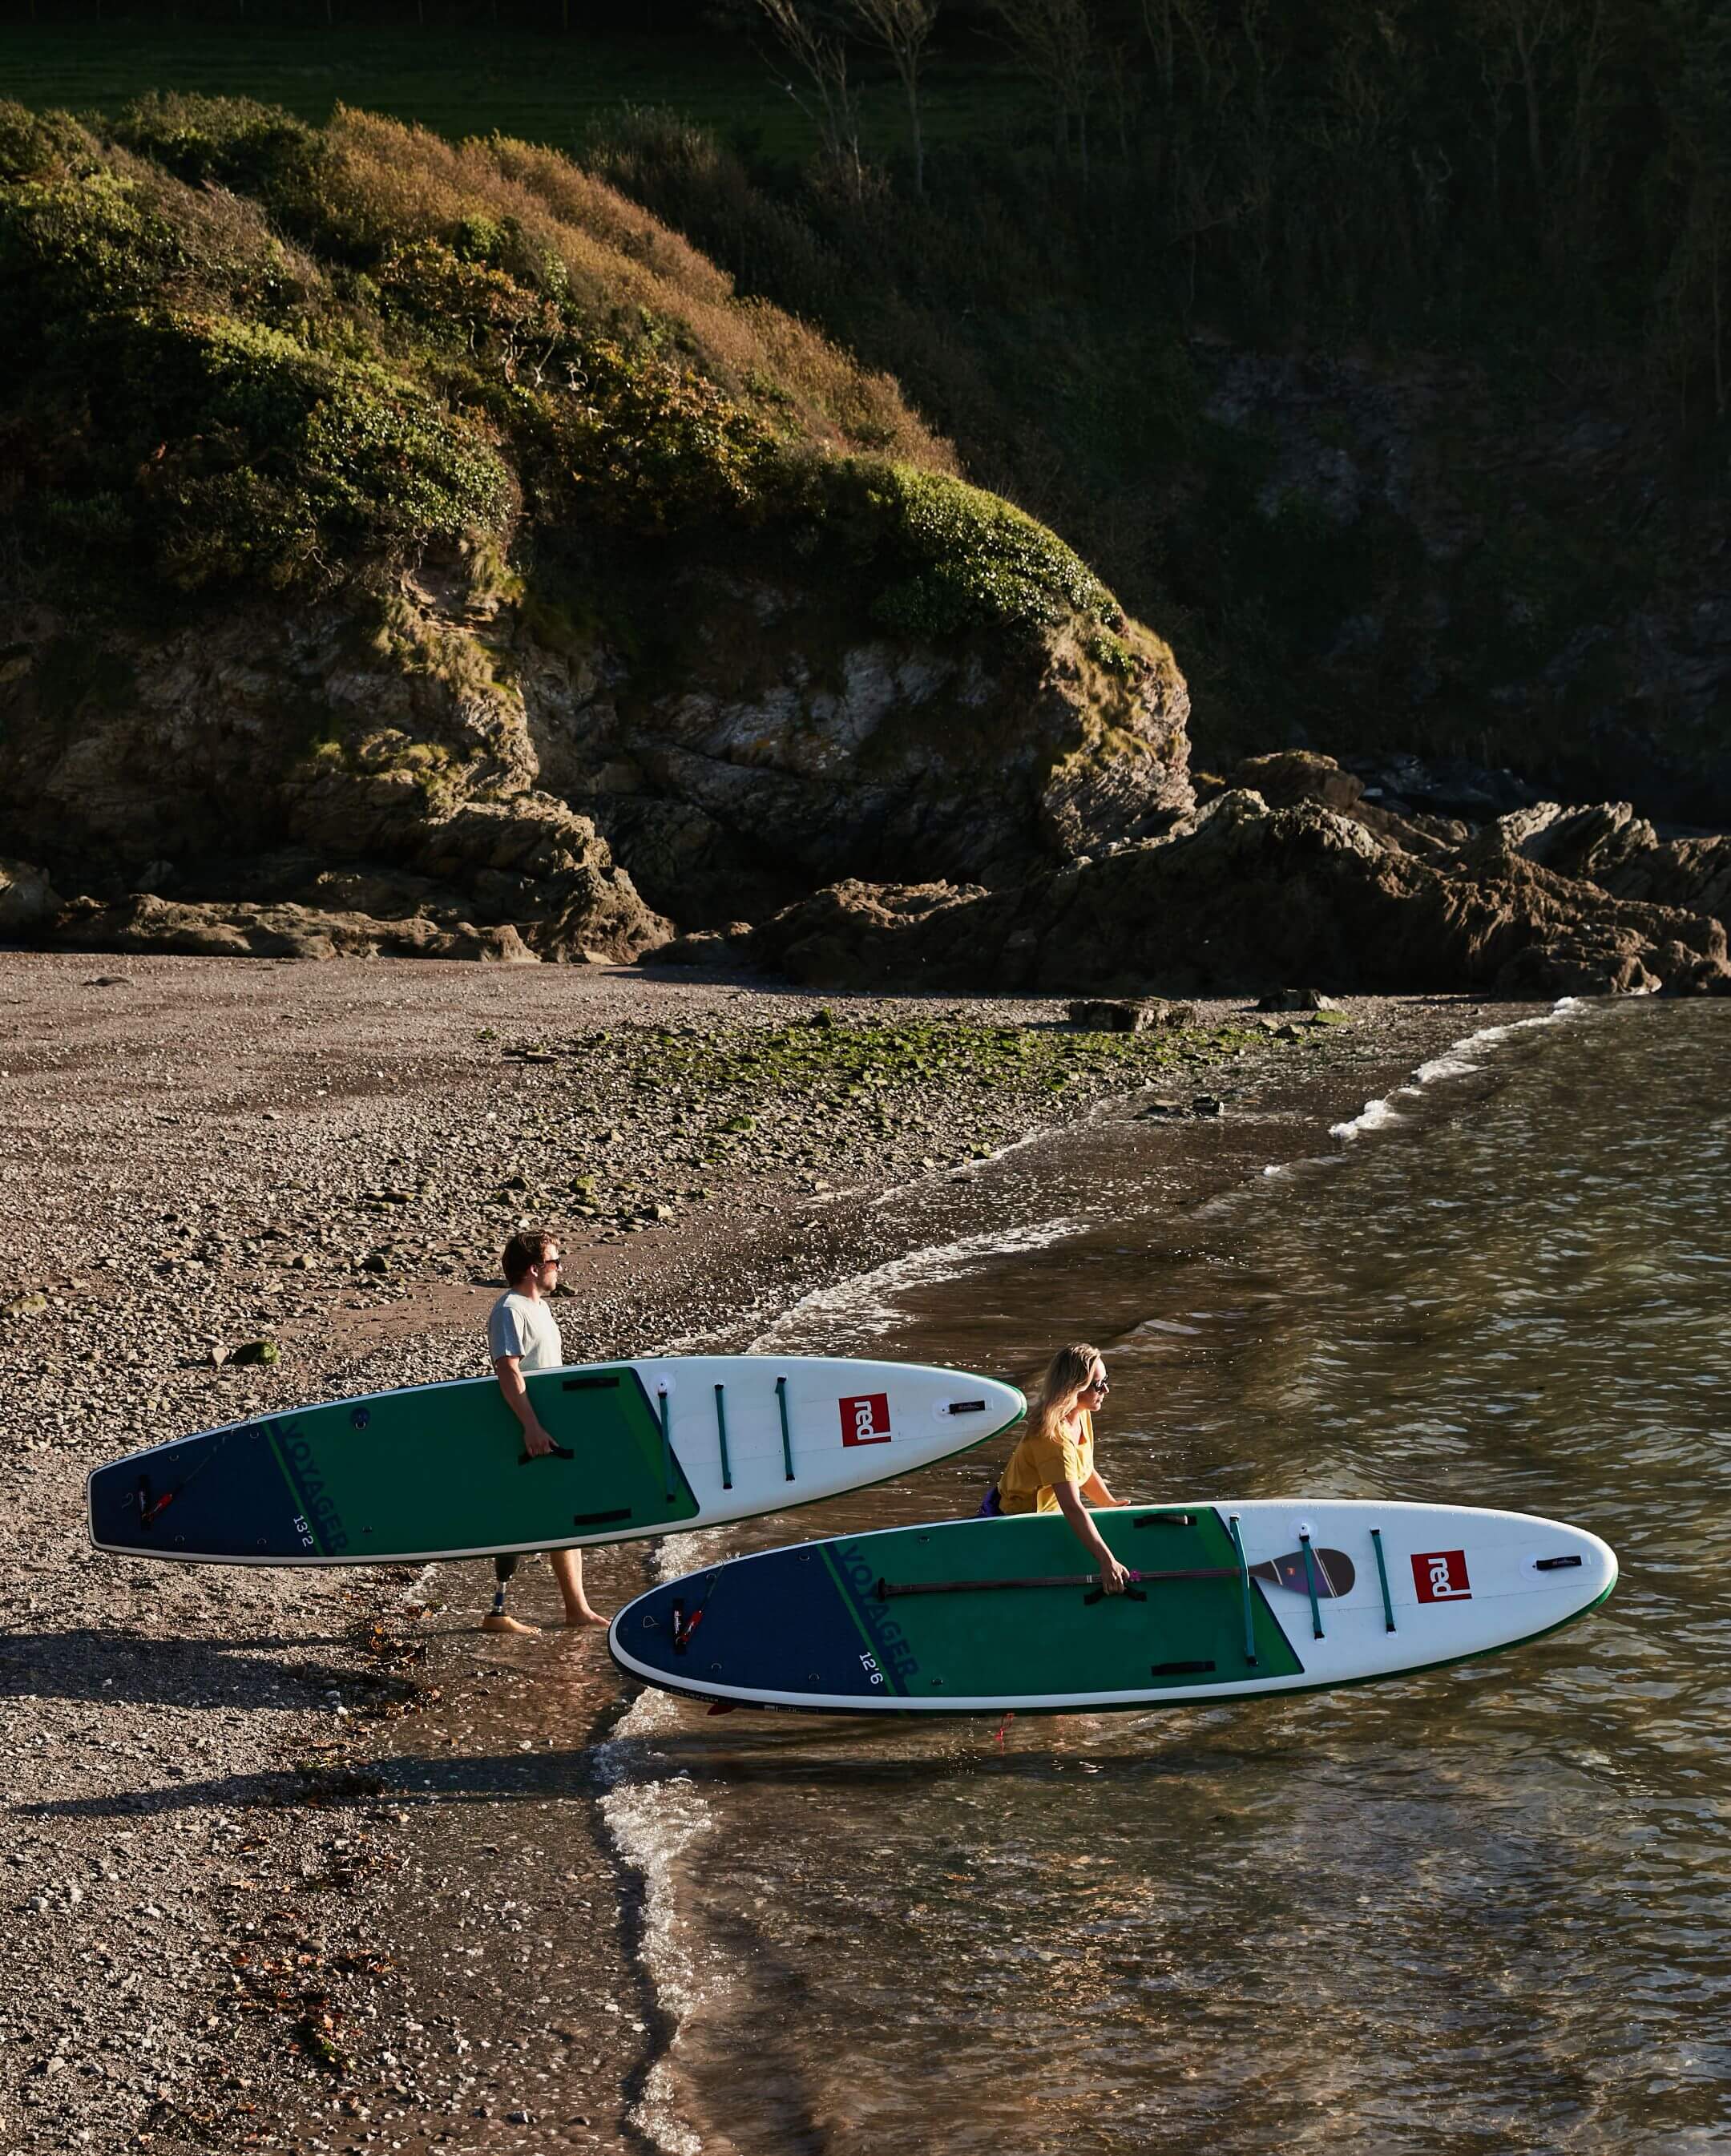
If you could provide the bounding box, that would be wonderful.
[482,1612,539,1634]
[562,1607,607,1628]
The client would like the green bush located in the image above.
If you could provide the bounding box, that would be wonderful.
[111,93,331,220]
[123,313,512,588]
[0,103,101,186]
[0,172,192,336]
[801,462,1122,642]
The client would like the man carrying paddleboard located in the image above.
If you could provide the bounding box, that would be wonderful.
[991,1343,1132,1595]
[483,1229,604,1632]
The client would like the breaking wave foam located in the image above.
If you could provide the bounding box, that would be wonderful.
[1330,996,1585,1141]
[592,1686,724,2156]
[748,1216,1087,1351]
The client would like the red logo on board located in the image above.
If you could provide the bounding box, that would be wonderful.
[839,1393,892,1447]
[1411,1549,1472,1602]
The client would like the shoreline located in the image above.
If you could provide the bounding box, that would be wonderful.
[0,956,1538,2154]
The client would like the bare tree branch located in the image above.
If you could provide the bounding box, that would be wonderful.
[849,0,938,198]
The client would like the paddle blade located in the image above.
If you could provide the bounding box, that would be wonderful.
[1250,1548,1356,1597]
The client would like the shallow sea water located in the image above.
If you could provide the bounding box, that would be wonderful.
[585,997,1731,2154]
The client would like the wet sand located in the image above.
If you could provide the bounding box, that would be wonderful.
[0,953,1523,2152]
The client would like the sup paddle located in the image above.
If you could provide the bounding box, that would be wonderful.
[874,1546,1357,1601]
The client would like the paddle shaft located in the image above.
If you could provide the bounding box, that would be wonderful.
[877,1566,1235,1598]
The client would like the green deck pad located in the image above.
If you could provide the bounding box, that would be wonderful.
[823,1507,1305,1699]
[125,1354,702,1560]
[242,1364,696,1560]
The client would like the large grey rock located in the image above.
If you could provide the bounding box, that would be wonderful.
[0,857,60,933]
[1469,801,1731,926]
[49,895,541,963]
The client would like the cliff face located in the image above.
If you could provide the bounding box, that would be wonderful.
[0,566,1189,948]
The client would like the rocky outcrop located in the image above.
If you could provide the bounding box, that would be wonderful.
[0,591,673,962]
[519,583,1190,923]
[736,789,1729,999]
[0,561,1189,954]
[49,895,540,963]
[1467,799,1731,921]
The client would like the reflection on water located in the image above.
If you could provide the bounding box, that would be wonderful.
[602,999,1730,2154]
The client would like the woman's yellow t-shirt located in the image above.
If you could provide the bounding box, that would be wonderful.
[998,1409,1094,1514]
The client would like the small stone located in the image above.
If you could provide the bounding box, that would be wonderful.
[1190,1095,1224,1117]
[5,1292,49,1319]
[228,1338,280,1367]
[362,1252,391,1274]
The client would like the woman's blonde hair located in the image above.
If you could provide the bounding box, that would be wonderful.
[1030,1342,1103,1443]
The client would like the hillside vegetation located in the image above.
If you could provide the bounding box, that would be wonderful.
[0,94,1123,652]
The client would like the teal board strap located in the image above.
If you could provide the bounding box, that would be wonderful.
[1298,1532,1325,1640]
[776,1375,795,1482]
[657,1387,675,1501]
[1370,1527,1396,1633]
[713,1383,732,1492]
[1228,1512,1258,1666]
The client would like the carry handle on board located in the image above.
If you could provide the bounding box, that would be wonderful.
[518,1442,576,1466]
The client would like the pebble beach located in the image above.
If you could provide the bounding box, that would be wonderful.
[0,955,1521,2154]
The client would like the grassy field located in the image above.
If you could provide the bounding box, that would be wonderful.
[0,24,1023,161]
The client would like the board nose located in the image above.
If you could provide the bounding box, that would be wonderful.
[1531,1520,1617,1610]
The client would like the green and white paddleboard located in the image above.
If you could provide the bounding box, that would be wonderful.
[608,1499,1618,1714]
[87,1357,1023,1566]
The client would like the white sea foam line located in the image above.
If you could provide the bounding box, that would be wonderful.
[650,1522,739,1585]
[591,1686,725,2156]
[748,1215,1088,1351]
[885,1119,1054,1195]
[1413,1052,1482,1084]
[1330,1095,1407,1139]
[1329,995,1585,1141]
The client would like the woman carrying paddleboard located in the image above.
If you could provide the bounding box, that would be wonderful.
[988,1342,1132,1596]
